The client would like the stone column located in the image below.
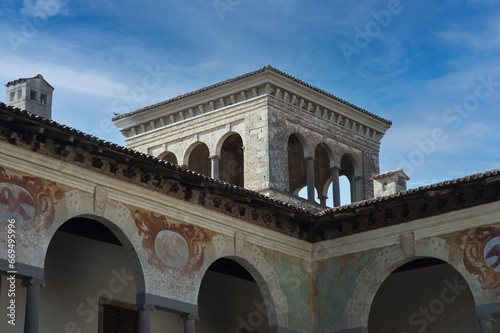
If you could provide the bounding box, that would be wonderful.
[305,156,315,202]
[22,278,45,333]
[181,314,199,333]
[355,175,363,202]
[331,166,341,207]
[477,314,495,333]
[137,304,155,333]
[209,155,220,180]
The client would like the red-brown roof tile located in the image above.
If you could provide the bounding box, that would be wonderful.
[6,74,54,90]
[112,65,392,125]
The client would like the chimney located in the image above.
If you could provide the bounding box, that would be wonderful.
[372,169,410,197]
[6,74,54,119]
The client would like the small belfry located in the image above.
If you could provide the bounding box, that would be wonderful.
[5,74,54,119]
[113,66,392,209]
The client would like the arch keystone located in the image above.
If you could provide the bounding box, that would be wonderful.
[235,230,246,255]
[400,232,416,258]
[93,185,109,215]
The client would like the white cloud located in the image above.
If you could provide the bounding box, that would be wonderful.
[21,0,69,18]
[425,65,500,97]
[440,16,500,51]
[0,57,128,98]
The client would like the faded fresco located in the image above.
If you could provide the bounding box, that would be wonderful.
[316,249,377,332]
[265,250,311,332]
[0,165,63,227]
[456,224,500,292]
[133,208,210,277]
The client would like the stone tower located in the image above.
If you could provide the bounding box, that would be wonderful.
[113,66,392,209]
[6,74,54,119]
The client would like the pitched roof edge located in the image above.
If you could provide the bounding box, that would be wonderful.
[317,168,500,216]
[372,169,410,181]
[112,65,392,125]
[0,102,312,216]
[6,74,54,90]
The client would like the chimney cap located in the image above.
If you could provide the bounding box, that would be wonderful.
[372,169,410,181]
[5,74,54,90]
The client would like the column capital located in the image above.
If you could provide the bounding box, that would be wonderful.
[304,156,315,161]
[136,303,155,312]
[180,313,200,322]
[137,303,153,333]
[22,278,45,288]
[208,155,221,160]
[330,165,340,171]
[476,314,496,323]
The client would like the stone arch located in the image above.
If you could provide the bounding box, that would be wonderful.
[288,133,308,195]
[184,142,211,177]
[216,132,244,187]
[215,131,244,156]
[368,257,476,332]
[158,151,178,165]
[194,234,289,329]
[28,186,152,298]
[347,237,486,329]
[39,212,146,331]
[340,153,358,203]
[44,212,146,295]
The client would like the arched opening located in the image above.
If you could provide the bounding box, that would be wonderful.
[368,258,476,333]
[325,177,351,206]
[314,144,331,206]
[187,143,211,177]
[288,134,307,196]
[298,186,320,203]
[339,175,351,205]
[340,154,356,203]
[219,133,244,187]
[158,151,178,164]
[198,258,270,332]
[42,217,144,332]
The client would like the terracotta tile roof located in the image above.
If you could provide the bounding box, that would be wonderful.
[112,65,392,125]
[5,74,54,90]
[0,102,310,215]
[317,168,500,216]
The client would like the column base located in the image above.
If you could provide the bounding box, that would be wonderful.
[329,327,368,333]
[269,326,305,333]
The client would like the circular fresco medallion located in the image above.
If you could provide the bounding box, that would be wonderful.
[483,236,500,272]
[154,230,189,269]
[0,183,35,226]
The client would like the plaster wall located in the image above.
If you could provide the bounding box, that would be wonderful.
[0,231,273,332]
[0,142,313,332]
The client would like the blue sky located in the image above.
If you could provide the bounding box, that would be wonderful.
[1,0,500,192]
